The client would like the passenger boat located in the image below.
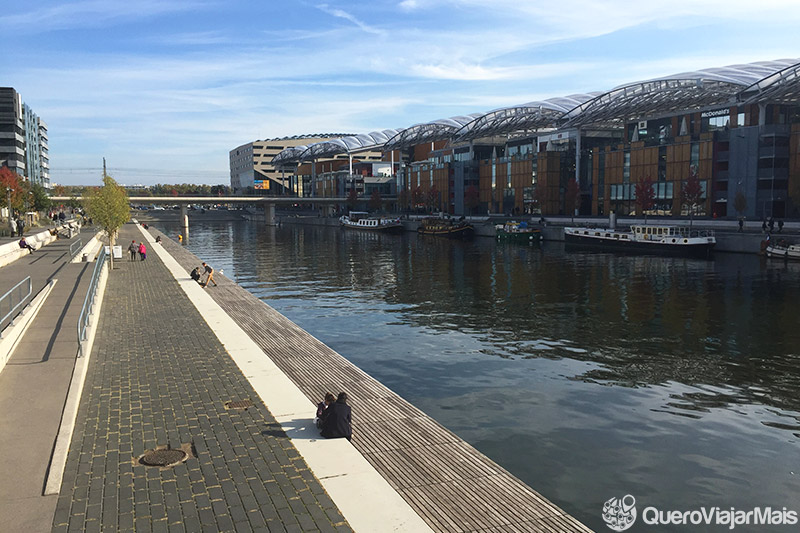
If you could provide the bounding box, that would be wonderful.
[564,225,715,258]
[417,217,474,239]
[339,211,403,233]
[495,221,542,244]
[765,239,800,260]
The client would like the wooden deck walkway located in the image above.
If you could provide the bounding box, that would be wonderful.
[154,228,591,533]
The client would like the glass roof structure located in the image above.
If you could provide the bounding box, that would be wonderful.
[271,146,308,168]
[741,61,800,105]
[298,129,401,161]
[451,94,600,142]
[563,60,799,128]
[382,114,484,151]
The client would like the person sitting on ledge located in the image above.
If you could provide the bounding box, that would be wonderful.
[155,235,162,243]
[19,237,35,253]
[321,392,352,441]
[315,392,335,429]
[190,266,202,283]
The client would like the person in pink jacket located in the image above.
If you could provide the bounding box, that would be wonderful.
[138,242,146,261]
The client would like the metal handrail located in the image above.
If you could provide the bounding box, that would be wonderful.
[0,276,32,330]
[69,239,83,258]
[77,247,107,355]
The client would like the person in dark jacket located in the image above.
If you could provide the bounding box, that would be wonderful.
[315,392,335,429]
[321,392,352,441]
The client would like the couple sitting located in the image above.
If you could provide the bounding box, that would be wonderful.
[315,392,352,441]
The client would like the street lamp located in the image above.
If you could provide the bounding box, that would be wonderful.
[6,187,12,233]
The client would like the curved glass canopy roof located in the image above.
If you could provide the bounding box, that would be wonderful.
[298,129,400,161]
[452,94,600,142]
[271,146,308,168]
[383,114,483,151]
[563,60,799,127]
[741,60,800,105]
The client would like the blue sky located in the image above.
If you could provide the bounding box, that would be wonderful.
[3,0,799,186]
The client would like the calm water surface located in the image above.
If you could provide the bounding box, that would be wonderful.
[159,220,800,531]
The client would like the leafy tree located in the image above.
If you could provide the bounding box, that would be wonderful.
[634,176,655,225]
[368,189,382,212]
[681,167,704,231]
[411,186,423,212]
[30,183,51,211]
[734,190,747,217]
[84,174,130,270]
[564,178,581,223]
[464,185,480,216]
[346,187,358,210]
[425,186,439,213]
[0,166,26,214]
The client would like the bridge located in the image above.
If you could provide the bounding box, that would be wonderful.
[50,196,396,227]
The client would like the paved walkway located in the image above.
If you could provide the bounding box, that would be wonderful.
[54,223,350,533]
[0,229,94,532]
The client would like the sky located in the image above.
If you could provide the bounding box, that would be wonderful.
[3,0,799,187]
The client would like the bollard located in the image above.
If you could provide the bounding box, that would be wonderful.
[82,253,89,262]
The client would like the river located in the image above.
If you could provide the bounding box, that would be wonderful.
[157,219,800,531]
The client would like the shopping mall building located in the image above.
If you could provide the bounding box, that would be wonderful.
[267,58,800,219]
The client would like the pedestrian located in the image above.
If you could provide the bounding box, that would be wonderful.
[128,240,138,261]
[9,218,16,237]
[155,235,162,244]
[320,392,352,441]
[138,242,146,261]
[59,211,65,223]
[738,218,744,233]
[190,266,203,284]
[762,218,767,233]
[18,236,35,254]
[315,392,336,429]
[778,219,784,233]
[16,217,24,237]
[202,262,217,287]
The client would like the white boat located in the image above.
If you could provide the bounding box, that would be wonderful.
[765,240,800,260]
[339,211,403,233]
[564,224,716,259]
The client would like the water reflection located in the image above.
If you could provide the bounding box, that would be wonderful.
[158,220,800,530]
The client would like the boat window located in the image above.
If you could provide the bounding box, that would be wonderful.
[615,235,619,239]
[623,235,628,239]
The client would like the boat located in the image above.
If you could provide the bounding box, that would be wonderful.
[339,211,403,233]
[765,238,800,260]
[417,217,474,239]
[564,224,715,258]
[495,221,542,244]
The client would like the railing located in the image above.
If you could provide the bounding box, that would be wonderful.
[0,276,32,333]
[69,239,83,258]
[77,247,107,355]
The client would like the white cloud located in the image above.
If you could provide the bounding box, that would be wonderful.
[316,4,385,35]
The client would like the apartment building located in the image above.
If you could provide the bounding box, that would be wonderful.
[0,87,49,187]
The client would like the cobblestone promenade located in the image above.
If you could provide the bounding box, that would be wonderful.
[54,224,350,533]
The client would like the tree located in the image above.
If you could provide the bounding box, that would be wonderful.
[464,185,480,216]
[84,174,130,270]
[346,187,358,211]
[368,189,382,212]
[681,167,704,232]
[634,176,655,225]
[398,188,410,213]
[0,166,26,214]
[564,178,581,223]
[30,183,51,212]
[425,186,439,213]
[411,186,423,212]
[734,190,747,218]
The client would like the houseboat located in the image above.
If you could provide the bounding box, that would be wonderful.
[339,211,403,233]
[495,221,542,244]
[564,225,715,258]
[418,217,475,239]
[765,239,800,260]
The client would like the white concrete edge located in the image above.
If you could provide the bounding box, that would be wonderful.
[70,231,105,263]
[0,279,58,375]
[137,225,433,533]
[44,261,109,496]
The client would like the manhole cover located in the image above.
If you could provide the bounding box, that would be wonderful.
[139,449,187,467]
[225,399,254,410]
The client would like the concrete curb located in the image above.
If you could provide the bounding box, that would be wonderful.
[0,279,57,375]
[137,225,433,533]
[70,231,104,263]
[43,261,109,496]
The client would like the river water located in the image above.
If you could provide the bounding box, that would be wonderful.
[158,219,800,531]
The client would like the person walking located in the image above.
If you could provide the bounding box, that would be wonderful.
[738,218,744,233]
[138,242,146,261]
[202,262,217,287]
[128,240,138,261]
[16,216,24,237]
[778,219,784,233]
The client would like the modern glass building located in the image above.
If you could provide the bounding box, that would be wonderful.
[0,87,49,188]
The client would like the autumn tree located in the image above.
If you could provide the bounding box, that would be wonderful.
[564,178,581,223]
[464,185,480,216]
[425,186,439,213]
[634,177,656,225]
[411,186,423,212]
[84,174,130,270]
[1,166,26,215]
[681,167,704,231]
[346,187,358,211]
[368,189,382,212]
